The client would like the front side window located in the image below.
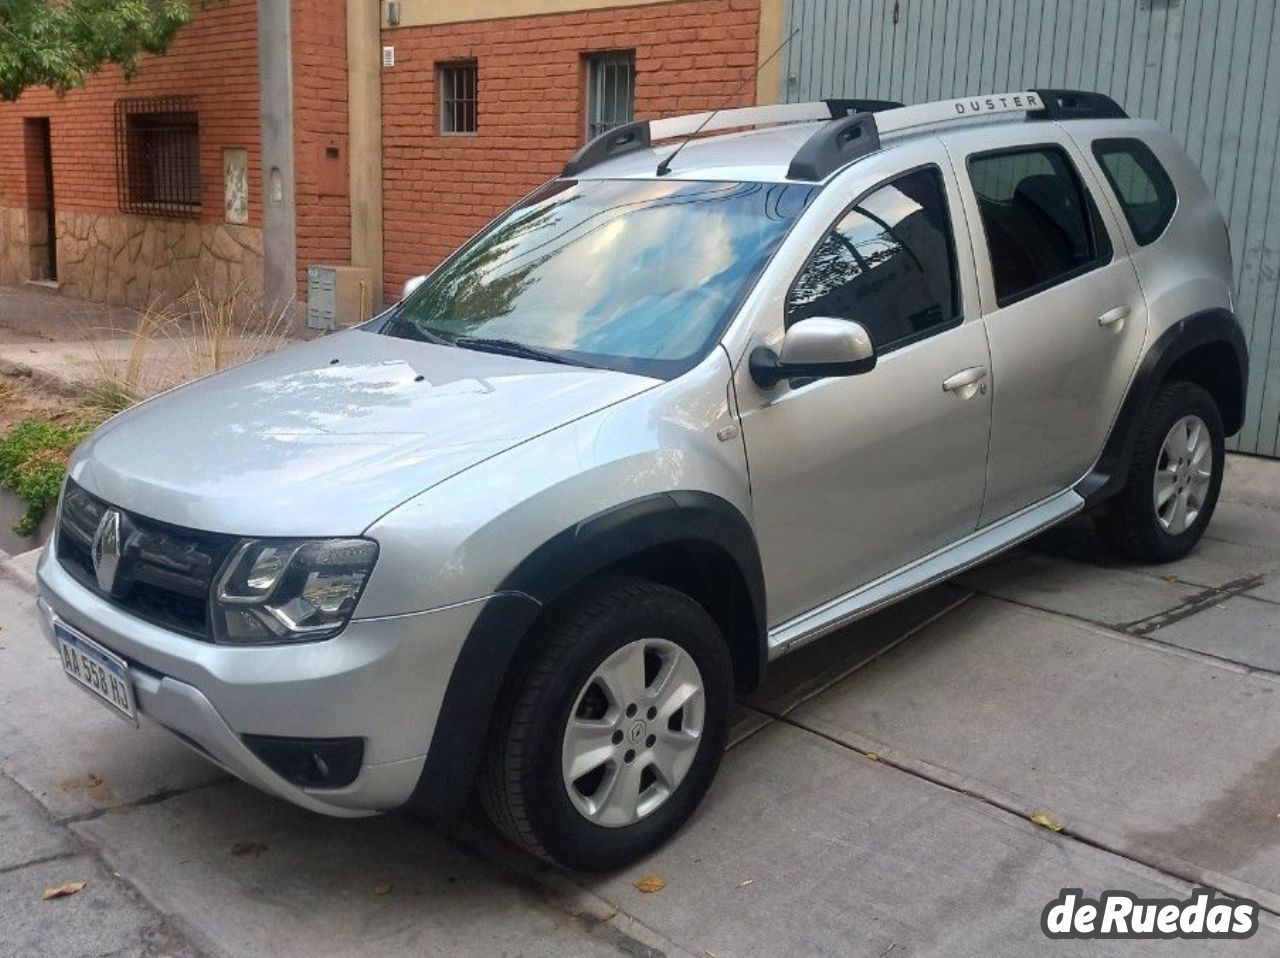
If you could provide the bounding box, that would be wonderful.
[1092,138,1177,245]
[787,167,960,353]
[968,145,1110,305]
[384,179,818,379]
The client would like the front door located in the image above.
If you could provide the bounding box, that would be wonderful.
[950,135,1149,523]
[737,159,992,628]
[23,118,56,282]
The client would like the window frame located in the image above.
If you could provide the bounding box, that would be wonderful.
[1091,136,1179,247]
[584,50,636,141]
[784,162,965,357]
[114,96,202,219]
[965,142,1115,309]
[438,60,479,136]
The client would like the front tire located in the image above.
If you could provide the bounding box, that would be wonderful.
[480,577,732,871]
[1096,380,1224,563]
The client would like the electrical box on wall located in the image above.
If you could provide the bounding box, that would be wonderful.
[317,138,349,197]
[307,266,375,330]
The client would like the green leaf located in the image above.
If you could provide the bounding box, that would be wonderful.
[0,0,195,101]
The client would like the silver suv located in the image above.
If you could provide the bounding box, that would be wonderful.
[38,90,1246,871]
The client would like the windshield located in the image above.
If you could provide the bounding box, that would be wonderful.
[380,178,818,379]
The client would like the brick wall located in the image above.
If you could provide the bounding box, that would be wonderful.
[0,0,263,304]
[380,0,760,301]
[0,0,260,225]
[292,0,353,294]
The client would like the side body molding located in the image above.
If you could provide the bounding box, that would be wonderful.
[1076,308,1248,508]
[408,491,766,814]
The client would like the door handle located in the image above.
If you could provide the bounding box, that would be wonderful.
[1098,305,1131,327]
[942,366,989,397]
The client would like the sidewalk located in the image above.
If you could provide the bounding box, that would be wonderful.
[2,453,1280,956]
[0,283,297,403]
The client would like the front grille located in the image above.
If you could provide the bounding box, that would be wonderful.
[57,480,237,640]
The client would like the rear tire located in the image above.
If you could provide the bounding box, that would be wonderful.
[1095,380,1224,563]
[479,577,732,871]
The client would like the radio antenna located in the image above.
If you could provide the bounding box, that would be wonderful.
[656,27,799,177]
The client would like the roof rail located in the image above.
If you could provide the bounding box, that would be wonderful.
[562,98,900,177]
[787,113,880,181]
[1031,88,1127,120]
[562,89,1127,181]
[784,89,1128,181]
[562,121,650,177]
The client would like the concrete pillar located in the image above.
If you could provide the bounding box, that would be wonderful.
[348,0,384,305]
[258,0,298,316]
[756,0,787,106]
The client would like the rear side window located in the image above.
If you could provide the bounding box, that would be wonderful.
[967,146,1111,306]
[787,167,960,353]
[1092,137,1177,245]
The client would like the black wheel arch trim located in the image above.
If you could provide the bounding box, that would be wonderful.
[405,491,766,815]
[1076,307,1247,508]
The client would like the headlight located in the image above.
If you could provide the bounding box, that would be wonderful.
[211,538,378,644]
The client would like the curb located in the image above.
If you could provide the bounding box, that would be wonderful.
[0,355,89,400]
[0,546,41,593]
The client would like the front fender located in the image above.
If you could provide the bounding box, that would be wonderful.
[407,490,764,815]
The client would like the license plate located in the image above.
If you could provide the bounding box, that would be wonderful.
[55,622,137,722]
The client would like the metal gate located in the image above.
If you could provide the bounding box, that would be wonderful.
[779,0,1280,457]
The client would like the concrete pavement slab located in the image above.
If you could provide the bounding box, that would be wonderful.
[581,722,1280,957]
[1246,579,1280,604]
[745,584,970,716]
[1204,499,1280,554]
[955,552,1201,628]
[0,580,226,820]
[0,774,73,871]
[792,595,1280,906]
[1,853,201,958]
[1151,595,1280,671]
[1028,515,1280,592]
[72,780,668,958]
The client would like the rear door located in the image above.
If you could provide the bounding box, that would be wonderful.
[947,129,1149,524]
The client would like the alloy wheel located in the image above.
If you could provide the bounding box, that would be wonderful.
[560,637,705,828]
[1153,414,1214,536]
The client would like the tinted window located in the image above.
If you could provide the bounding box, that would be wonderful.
[1093,138,1177,245]
[384,178,817,380]
[968,146,1107,305]
[787,168,960,352]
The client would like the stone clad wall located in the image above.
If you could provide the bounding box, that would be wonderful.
[53,211,264,309]
[0,209,48,286]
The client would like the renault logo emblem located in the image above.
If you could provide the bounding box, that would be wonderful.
[91,509,122,592]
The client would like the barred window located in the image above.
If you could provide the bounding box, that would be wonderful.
[439,61,478,134]
[586,52,635,139]
[115,97,201,218]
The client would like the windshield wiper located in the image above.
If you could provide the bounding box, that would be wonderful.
[453,336,594,369]
[385,313,451,346]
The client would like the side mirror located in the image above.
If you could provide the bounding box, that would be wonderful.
[401,274,428,300]
[749,317,876,389]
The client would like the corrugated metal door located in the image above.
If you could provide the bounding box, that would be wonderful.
[781,0,1280,457]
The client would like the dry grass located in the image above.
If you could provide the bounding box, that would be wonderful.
[81,280,294,414]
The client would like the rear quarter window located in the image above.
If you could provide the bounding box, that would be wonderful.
[1092,138,1177,245]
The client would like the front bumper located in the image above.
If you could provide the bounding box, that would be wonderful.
[36,544,486,817]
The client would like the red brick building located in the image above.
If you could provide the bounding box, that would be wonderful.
[0,0,776,324]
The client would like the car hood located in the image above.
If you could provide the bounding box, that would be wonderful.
[70,329,657,536]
